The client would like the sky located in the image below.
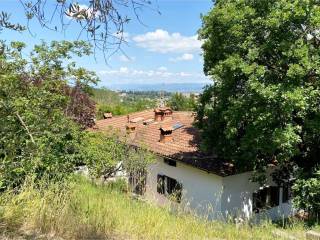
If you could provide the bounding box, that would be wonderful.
[1,0,213,89]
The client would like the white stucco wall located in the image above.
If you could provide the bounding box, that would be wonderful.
[145,158,294,221]
[145,157,223,219]
[221,171,294,221]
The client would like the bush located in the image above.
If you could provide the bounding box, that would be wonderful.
[81,131,126,179]
[293,170,320,219]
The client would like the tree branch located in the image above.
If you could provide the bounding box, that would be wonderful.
[15,112,35,144]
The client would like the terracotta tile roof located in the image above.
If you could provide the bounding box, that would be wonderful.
[93,110,235,176]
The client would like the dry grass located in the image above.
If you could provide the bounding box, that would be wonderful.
[0,177,315,240]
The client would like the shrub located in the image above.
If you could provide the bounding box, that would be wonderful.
[293,170,320,219]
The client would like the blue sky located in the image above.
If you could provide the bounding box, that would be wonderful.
[2,0,213,88]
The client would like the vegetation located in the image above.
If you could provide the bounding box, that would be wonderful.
[293,169,320,219]
[1,0,320,238]
[168,92,197,111]
[197,0,320,215]
[0,40,154,192]
[0,40,98,190]
[83,131,154,181]
[92,88,158,119]
[0,177,314,240]
[92,88,198,117]
[0,1,155,55]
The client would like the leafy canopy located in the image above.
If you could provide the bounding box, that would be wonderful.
[168,93,196,111]
[197,0,320,181]
[0,40,98,189]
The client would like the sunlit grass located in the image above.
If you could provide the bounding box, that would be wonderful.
[0,177,315,239]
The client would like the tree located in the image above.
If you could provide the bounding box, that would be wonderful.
[0,40,97,189]
[83,131,155,192]
[293,169,320,219]
[82,131,126,180]
[197,0,320,187]
[168,93,196,111]
[0,1,156,56]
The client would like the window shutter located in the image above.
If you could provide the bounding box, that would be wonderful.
[270,186,280,207]
[253,191,259,213]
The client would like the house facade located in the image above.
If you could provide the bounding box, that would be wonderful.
[94,108,294,221]
[146,157,293,221]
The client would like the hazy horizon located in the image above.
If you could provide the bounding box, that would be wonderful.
[105,82,210,93]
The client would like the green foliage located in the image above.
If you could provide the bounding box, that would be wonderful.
[122,145,155,174]
[0,40,97,190]
[0,40,156,190]
[0,177,311,240]
[168,93,196,111]
[81,132,125,179]
[197,1,320,180]
[82,131,155,181]
[106,178,128,193]
[97,103,134,117]
[92,87,121,105]
[293,170,320,218]
[92,88,157,119]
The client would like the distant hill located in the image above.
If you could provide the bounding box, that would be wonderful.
[92,88,121,105]
[105,83,210,93]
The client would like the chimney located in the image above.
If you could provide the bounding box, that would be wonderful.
[163,108,173,120]
[103,112,113,119]
[154,107,173,122]
[126,123,136,133]
[126,123,137,140]
[159,125,173,143]
[154,108,162,121]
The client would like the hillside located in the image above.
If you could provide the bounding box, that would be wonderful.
[91,88,159,119]
[0,177,316,240]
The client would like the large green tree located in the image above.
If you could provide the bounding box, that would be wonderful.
[197,0,320,184]
[0,41,97,189]
[168,93,196,111]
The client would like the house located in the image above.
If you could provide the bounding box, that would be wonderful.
[94,108,294,221]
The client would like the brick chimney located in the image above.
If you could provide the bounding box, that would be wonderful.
[154,107,173,122]
[159,125,173,143]
[103,112,113,119]
[126,123,137,140]
[126,123,136,133]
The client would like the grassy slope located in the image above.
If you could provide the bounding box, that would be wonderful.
[0,177,315,240]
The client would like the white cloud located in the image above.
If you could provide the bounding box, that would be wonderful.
[179,72,192,77]
[98,67,209,84]
[169,53,194,62]
[132,29,202,53]
[119,67,129,73]
[157,66,167,72]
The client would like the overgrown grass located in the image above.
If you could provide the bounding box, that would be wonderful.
[0,177,315,239]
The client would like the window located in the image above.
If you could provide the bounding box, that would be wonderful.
[253,186,280,213]
[282,181,294,203]
[157,174,182,203]
[164,158,177,167]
